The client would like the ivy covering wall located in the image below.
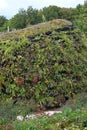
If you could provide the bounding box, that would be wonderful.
[0,20,87,108]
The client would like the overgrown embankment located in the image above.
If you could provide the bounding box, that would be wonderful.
[0,19,87,108]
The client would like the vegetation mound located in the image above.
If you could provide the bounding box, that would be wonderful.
[0,19,87,108]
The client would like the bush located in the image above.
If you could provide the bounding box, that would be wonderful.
[0,20,87,108]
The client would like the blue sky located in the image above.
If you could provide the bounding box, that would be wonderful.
[0,0,85,19]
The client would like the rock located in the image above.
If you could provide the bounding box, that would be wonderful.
[44,111,62,116]
[25,114,37,120]
[16,115,24,121]
[64,128,68,130]
[16,110,62,122]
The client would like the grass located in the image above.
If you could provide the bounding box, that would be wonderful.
[13,108,87,130]
[62,92,87,110]
[0,92,87,130]
[0,99,36,125]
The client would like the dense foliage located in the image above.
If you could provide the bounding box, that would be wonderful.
[0,20,87,108]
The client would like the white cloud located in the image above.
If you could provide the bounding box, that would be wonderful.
[0,0,8,9]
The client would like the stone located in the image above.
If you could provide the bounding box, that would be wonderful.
[44,111,62,116]
[25,114,37,120]
[16,115,24,121]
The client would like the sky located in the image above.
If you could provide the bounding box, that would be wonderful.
[0,0,85,19]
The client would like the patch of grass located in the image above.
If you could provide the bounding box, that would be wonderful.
[0,92,87,129]
[0,99,36,125]
[13,108,87,130]
[62,92,87,110]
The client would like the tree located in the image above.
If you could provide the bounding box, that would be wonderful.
[42,6,61,21]
[0,16,7,27]
[26,6,42,25]
[9,8,27,29]
[0,16,8,32]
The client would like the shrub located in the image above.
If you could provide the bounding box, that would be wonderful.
[0,20,87,108]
